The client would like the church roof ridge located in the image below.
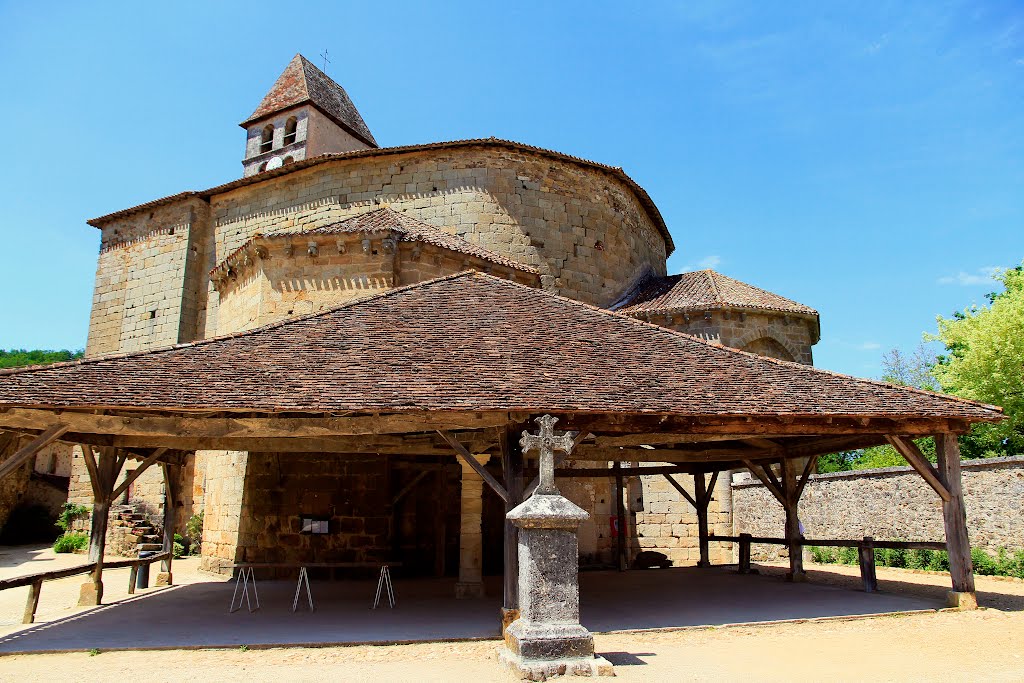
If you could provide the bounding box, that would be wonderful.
[85,138,674,254]
[240,53,377,147]
[0,270,1003,424]
[210,207,538,277]
[619,269,818,318]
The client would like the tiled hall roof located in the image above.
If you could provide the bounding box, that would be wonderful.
[0,273,1001,424]
[240,54,377,147]
[619,270,818,317]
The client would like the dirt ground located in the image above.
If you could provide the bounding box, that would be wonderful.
[1,555,1023,682]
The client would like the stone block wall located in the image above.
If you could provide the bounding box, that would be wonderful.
[641,308,816,365]
[733,456,1024,560]
[631,471,734,566]
[86,197,211,358]
[200,450,248,573]
[208,145,668,326]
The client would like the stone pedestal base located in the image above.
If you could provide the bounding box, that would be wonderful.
[454,581,484,599]
[78,581,102,606]
[155,572,172,587]
[786,571,808,583]
[947,590,978,610]
[499,647,613,681]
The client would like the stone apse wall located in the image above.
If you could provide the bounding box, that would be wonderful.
[733,456,1024,560]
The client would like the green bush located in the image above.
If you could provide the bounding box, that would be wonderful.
[186,512,204,555]
[56,502,90,533]
[837,546,858,565]
[810,546,837,563]
[53,532,88,553]
[172,541,185,559]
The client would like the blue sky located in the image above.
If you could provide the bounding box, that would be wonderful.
[0,1,1020,378]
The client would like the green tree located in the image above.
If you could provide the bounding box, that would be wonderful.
[930,263,1024,457]
[0,349,84,369]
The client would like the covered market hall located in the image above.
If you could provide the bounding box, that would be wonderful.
[0,272,1003,662]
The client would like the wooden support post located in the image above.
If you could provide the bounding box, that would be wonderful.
[738,533,752,574]
[157,462,177,586]
[935,433,977,608]
[694,472,710,568]
[22,579,42,624]
[433,469,447,578]
[614,462,627,571]
[858,536,877,593]
[501,427,524,633]
[128,564,139,595]
[79,446,124,606]
[781,459,806,582]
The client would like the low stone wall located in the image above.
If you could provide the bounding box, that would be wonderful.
[733,456,1024,560]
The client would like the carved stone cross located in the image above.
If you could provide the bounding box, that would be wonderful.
[520,414,576,495]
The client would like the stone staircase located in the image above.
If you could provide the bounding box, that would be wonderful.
[108,503,164,557]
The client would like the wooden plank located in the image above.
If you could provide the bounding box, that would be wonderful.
[0,562,96,590]
[556,465,690,478]
[392,470,430,506]
[110,448,167,500]
[81,446,101,498]
[437,431,508,503]
[695,473,710,567]
[794,453,820,501]
[935,433,976,596]
[594,434,748,447]
[500,426,524,614]
[886,436,951,502]
[614,462,626,572]
[703,470,720,508]
[0,424,68,480]
[741,460,786,506]
[160,462,178,581]
[858,536,877,593]
[22,579,42,624]
[738,533,752,574]
[0,408,513,439]
[662,474,697,508]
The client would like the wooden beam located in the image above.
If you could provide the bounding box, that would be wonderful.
[0,424,68,480]
[794,453,820,501]
[391,470,430,506]
[703,470,720,508]
[110,448,168,501]
[663,474,697,508]
[614,462,627,571]
[0,408,512,439]
[886,435,951,502]
[594,434,744,448]
[555,465,690,478]
[742,438,779,449]
[437,431,509,503]
[742,459,786,506]
[935,433,976,601]
[566,414,973,437]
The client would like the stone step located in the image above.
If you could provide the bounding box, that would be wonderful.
[140,534,162,543]
[137,543,164,552]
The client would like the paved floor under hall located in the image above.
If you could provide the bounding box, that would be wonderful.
[0,557,944,654]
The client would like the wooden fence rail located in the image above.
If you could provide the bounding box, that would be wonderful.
[0,551,170,624]
[710,534,947,592]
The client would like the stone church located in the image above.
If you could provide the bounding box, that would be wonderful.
[63,54,820,583]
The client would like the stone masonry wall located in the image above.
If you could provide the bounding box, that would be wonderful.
[86,197,211,358]
[200,450,248,573]
[733,456,1024,560]
[207,145,667,334]
[642,308,816,365]
[632,471,734,566]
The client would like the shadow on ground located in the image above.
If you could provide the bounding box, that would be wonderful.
[0,566,954,654]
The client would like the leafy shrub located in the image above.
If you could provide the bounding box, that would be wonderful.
[53,532,88,553]
[172,541,185,559]
[810,546,837,563]
[186,512,204,555]
[56,502,90,532]
[837,546,858,565]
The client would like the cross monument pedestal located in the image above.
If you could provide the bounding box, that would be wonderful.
[498,415,613,680]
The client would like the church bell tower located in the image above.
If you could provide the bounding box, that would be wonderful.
[240,54,377,177]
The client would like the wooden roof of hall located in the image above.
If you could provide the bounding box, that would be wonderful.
[0,272,1002,427]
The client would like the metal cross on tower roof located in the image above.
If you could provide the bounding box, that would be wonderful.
[520,414,577,495]
[320,49,331,72]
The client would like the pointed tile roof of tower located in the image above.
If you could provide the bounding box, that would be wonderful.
[618,269,818,317]
[241,54,377,147]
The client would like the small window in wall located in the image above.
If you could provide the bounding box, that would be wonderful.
[301,517,329,534]
[283,156,294,166]
[283,116,297,145]
[260,124,274,153]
